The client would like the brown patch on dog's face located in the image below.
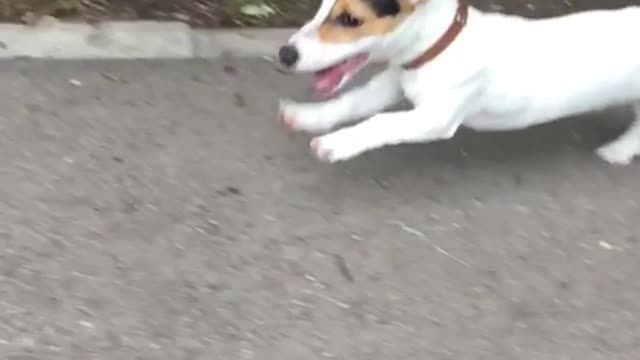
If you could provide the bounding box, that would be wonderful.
[318,0,416,43]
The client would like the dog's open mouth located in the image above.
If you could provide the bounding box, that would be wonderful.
[312,53,369,98]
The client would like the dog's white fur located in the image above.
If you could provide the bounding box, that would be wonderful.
[280,0,640,164]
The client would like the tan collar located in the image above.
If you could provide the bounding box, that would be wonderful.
[402,0,468,70]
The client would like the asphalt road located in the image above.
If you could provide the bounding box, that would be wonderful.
[0,58,639,360]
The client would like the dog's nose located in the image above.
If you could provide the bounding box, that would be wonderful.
[278,45,299,67]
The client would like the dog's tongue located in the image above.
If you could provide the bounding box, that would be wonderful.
[312,54,368,97]
[313,64,346,95]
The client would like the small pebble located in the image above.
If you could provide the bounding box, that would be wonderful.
[599,241,613,250]
[69,79,83,87]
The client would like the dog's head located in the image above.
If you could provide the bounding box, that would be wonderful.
[278,0,421,97]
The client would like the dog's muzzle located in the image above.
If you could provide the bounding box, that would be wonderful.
[278,45,299,67]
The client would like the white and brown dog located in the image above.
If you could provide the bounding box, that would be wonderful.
[276,0,640,164]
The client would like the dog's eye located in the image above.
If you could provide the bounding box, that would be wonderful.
[336,13,362,27]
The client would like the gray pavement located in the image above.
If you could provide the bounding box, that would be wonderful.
[0,58,639,360]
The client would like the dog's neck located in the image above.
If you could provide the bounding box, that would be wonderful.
[381,0,463,67]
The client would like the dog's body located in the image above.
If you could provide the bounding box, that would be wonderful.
[278,0,640,164]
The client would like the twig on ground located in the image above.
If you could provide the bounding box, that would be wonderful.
[389,220,471,267]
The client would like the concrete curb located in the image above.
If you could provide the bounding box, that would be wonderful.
[0,21,295,59]
[193,28,294,58]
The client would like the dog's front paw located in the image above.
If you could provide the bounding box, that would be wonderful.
[310,131,365,163]
[278,99,305,132]
[278,99,335,134]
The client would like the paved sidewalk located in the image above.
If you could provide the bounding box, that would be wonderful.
[0,59,639,359]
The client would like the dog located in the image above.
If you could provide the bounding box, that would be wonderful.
[276,0,640,165]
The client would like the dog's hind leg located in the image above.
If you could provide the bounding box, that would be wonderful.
[596,122,640,165]
[596,102,640,165]
[279,68,402,133]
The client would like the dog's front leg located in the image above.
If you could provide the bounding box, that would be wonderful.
[279,68,402,133]
[310,104,462,163]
